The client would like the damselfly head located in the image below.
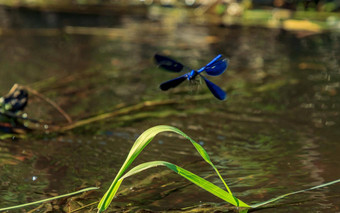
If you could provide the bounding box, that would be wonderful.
[187,70,198,80]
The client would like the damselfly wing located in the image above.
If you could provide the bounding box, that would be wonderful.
[203,56,228,76]
[154,54,185,72]
[201,75,226,100]
[160,74,187,91]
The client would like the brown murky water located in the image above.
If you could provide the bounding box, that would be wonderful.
[0,5,339,212]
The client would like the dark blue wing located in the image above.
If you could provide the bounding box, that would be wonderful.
[154,54,185,73]
[205,54,223,67]
[204,57,228,76]
[160,75,187,91]
[201,75,226,100]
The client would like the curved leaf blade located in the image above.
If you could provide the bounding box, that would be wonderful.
[250,178,340,208]
[97,125,237,212]
[119,161,249,207]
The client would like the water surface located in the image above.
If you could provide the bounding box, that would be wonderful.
[0,6,339,212]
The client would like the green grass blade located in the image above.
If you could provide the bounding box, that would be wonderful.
[0,187,99,211]
[120,161,250,207]
[97,125,239,212]
[251,179,340,208]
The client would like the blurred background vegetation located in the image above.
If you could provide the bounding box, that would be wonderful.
[0,0,339,11]
[0,0,340,32]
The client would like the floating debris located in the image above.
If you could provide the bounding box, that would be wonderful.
[0,84,29,134]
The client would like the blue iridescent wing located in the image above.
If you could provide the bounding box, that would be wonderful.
[201,75,226,100]
[205,54,223,67]
[204,56,228,76]
[160,74,187,91]
[154,54,185,73]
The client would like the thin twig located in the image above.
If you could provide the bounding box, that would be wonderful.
[0,111,41,123]
[195,0,221,15]
[8,83,20,93]
[58,99,178,131]
[23,85,73,123]
[57,94,211,132]
[69,201,99,213]
[27,203,45,213]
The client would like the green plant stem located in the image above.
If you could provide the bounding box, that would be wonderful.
[0,187,99,211]
[251,179,340,208]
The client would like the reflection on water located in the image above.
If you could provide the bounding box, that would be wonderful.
[0,5,339,212]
